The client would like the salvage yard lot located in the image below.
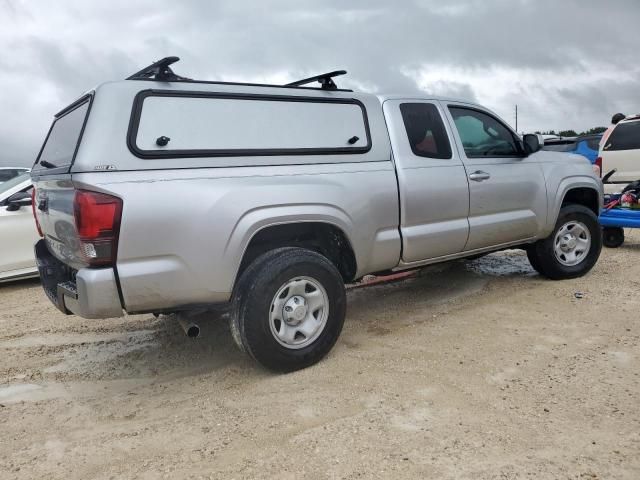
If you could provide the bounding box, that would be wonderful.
[1,238,639,479]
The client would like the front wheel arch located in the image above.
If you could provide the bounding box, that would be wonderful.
[561,187,600,216]
[545,179,602,238]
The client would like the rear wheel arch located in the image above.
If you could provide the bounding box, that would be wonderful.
[235,222,358,287]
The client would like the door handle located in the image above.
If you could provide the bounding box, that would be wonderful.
[469,171,491,182]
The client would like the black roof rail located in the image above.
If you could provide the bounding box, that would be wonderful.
[285,70,347,90]
[126,56,191,81]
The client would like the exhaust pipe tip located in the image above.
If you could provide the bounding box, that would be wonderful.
[185,324,200,338]
[177,315,200,338]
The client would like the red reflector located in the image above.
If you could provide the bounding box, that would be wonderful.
[595,156,602,177]
[74,190,122,240]
[31,188,43,237]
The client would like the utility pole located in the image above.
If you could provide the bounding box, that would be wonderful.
[515,104,518,133]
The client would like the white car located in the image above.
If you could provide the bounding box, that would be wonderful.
[600,115,640,192]
[0,171,39,282]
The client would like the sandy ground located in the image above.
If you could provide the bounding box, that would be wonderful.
[1,234,640,480]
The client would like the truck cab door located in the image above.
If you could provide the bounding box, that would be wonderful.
[444,103,547,250]
[383,100,470,263]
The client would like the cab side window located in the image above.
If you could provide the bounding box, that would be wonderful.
[400,103,452,159]
[449,107,520,158]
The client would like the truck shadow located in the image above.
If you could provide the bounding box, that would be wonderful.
[617,241,640,251]
[25,251,537,383]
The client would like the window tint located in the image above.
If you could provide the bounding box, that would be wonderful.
[449,107,520,157]
[605,121,640,151]
[35,100,90,171]
[399,103,452,159]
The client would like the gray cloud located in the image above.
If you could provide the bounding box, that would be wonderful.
[1,0,639,166]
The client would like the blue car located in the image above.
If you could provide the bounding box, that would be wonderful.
[543,134,602,163]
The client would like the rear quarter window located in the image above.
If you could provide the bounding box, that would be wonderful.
[605,121,640,151]
[399,103,452,159]
[129,91,371,158]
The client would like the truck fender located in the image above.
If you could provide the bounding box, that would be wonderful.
[545,175,602,237]
[223,204,358,289]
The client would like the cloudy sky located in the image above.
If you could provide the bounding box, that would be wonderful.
[1,0,639,166]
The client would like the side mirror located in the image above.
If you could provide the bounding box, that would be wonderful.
[6,191,32,211]
[522,133,543,155]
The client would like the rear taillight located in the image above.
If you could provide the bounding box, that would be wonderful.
[31,188,43,237]
[73,190,122,266]
[595,156,602,177]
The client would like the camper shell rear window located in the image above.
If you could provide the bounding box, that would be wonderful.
[32,94,93,175]
[128,90,372,159]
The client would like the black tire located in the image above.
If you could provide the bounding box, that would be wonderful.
[525,244,543,273]
[230,247,346,372]
[603,227,624,248]
[526,204,602,280]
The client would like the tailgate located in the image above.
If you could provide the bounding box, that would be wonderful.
[602,150,640,184]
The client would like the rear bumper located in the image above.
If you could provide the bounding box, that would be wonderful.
[35,240,123,319]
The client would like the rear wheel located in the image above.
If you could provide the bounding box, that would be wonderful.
[231,247,346,372]
[527,204,601,279]
[602,227,624,248]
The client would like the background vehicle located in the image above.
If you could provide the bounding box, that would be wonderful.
[0,171,39,282]
[543,134,602,163]
[599,115,640,192]
[31,58,603,371]
[0,167,30,183]
[600,169,640,248]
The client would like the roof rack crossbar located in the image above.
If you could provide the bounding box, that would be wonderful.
[126,57,349,90]
[285,70,347,90]
[126,56,190,82]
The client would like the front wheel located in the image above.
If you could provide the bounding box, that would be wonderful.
[527,204,602,280]
[231,247,346,372]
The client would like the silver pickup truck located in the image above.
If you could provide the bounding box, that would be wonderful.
[31,58,602,371]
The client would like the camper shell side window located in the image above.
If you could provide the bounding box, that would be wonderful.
[127,90,372,159]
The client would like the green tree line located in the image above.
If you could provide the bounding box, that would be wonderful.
[534,126,607,137]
